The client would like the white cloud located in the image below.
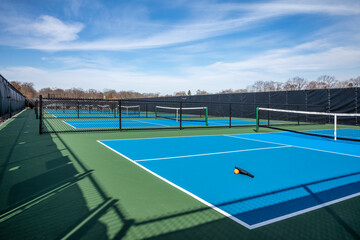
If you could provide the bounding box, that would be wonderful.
[3,15,83,45]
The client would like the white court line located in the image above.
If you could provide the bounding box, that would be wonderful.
[251,191,360,229]
[135,145,290,162]
[98,134,360,229]
[133,119,171,127]
[62,121,77,129]
[226,135,360,158]
[96,140,253,230]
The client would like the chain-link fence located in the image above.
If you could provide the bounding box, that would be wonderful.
[39,95,324,134]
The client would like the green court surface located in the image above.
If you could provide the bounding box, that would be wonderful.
[1,109,360,239]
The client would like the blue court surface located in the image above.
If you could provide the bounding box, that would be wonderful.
[53,114,144,118]
[305,128,360,140]
[98,132,360,229]
[63,119,259,128]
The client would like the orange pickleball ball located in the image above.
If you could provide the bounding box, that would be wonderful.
[234,168,240,174]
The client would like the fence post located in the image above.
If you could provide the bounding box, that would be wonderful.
[77,101,80,118]
[39,95,43,134]
[8,96,11,118]
[118,100,122,130]
[229,103,232,128]
[145,103,148,118]
[35,100,39,119]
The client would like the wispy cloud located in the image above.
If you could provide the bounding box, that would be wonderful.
[1,0,359,51]
[1,15,83,47]
[185,42,360,82]
[3,40,360,94]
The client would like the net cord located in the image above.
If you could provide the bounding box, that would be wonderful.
[155,106,207,111]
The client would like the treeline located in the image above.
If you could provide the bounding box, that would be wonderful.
[10,82,160,99]
[246,75,360,93]
[10,75,360,99]
[169,75,360,96]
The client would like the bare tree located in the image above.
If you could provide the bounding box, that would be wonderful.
[284,77,307,91]
[317,75,338,89]
[293,77,307,90]
[234,89,248,93]
[348,76,360,87]
[104,89,117,99]
[196,89,208,95]
[174,91,187,96]
[218,89,234,94]
[274,82,283,91]
[21,82,37,98]
[252,81,265,92]
[10,81,22,92]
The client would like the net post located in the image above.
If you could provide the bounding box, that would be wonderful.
[229,103,232,128]
[118,100,122,130]
[334,114,337,141]
[138,105,141,118]
[205,106,208,126]
[39,95,43,134]
[155,106,157,120]
[255,107,259,132]
[179,102,183,130]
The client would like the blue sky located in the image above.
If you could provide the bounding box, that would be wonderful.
[0,0,359,94]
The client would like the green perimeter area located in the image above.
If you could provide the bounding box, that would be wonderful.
[1,109,359,239]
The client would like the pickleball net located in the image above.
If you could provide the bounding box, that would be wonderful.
[155,106,208,125]
[121,105,141,116]
[256,107,360,141]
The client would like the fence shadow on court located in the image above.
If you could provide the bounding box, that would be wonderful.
[0,110,134,239]
[132,171,360,239]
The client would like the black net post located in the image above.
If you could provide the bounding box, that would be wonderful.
[179,101,183,130]
[229,103,232,128]
[118,100,122,130]
[39,95,43,134]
